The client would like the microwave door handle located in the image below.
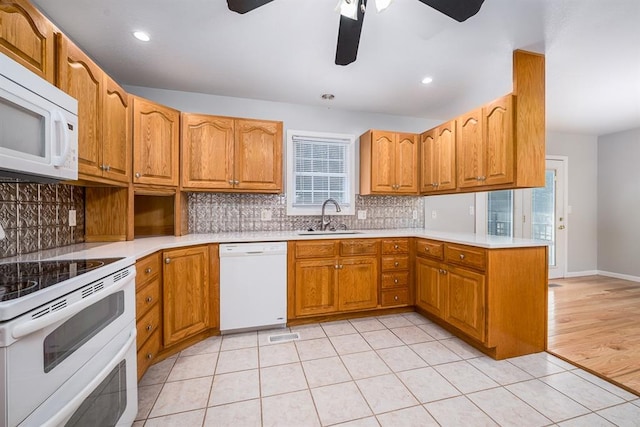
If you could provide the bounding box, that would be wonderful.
[51,110,70,167]
[11,275,132,340]
[39,327,137,427]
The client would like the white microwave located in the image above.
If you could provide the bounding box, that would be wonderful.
[0,53,78,182]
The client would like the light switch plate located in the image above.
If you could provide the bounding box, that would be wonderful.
[412,210,418,220]
[68,209,77,227]
[357,210,367,220]
[431,210,437,219]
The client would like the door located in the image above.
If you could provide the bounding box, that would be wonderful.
[234,119,283,192]
[395,133,418,193]
[102,76,131,182]
[337,256,378,311]
[456,109,483,188]
[370,131,396,192]
[415,257,444,317]
[295,259,339,316]
[445,265,486,341]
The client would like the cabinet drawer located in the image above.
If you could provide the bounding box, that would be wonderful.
[136,278,160,319]
[381,239,409,254]
[381,289,409,306]
[137,304,161,350]
[381,272,409,289]
[137,329,161,380]
[415,239,444,260]
[339,239,379,256]
[381,255,409,271]
[295,240,338,258]
[445,244,487,271]
[136,252,161,286]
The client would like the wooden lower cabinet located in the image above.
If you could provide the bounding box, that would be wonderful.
[338,256,378,311]
[415,257,445,317]
[294,259,339,317]
[445,265,486,342]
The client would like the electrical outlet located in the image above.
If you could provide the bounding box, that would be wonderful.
[357,210,367,220]
[68,209,77,227]
[469,206,475,215]
[260,209,272,221]
[431,210,437,219]
[412,210,418,220]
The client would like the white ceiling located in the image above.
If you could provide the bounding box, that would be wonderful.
[32,0,640,136]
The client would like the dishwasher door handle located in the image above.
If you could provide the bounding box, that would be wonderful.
[245,251,264,254]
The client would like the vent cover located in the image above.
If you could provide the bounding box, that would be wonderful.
[268,332,300,344]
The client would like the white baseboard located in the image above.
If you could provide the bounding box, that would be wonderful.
[597,270,640,283]
[563,270,599,278]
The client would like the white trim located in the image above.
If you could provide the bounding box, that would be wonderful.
[597,270,640,283]
[285,129,356,216]
[564,270,599,278]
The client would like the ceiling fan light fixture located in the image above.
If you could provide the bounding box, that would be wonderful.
[336,0,359,20]
[374,0,394,12]
[321,93,335,100]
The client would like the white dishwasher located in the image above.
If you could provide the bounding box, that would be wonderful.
[219,242,287,333]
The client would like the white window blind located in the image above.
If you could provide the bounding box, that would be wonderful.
[286,131,355,215]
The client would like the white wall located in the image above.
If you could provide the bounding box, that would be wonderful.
[546,131,599,275]
[597,128,640,278]
[423,194,475,233]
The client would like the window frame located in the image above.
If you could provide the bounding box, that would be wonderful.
[285,129,356,216]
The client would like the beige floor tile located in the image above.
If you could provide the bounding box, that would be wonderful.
[260,362,308,396]
[390,325,434,345]
[572,369,639,401]
[356,374,418,414]
[262,390,321,427]
[425,396,499,427]
[361,329,404,349]
[138,357,177,387]
[341,351,391,380]
[377,314,414,328]
[434,360,499,394]
[258,327,291,346]
[215,347,258,374]
[144,409,205,427]
[220,331,258,351]
[167,352,218,382]
[179,336,222,357]
[557,412,617,426]
[295,337,337,361]
[401,312,430,325]
[376,405,439,427]
[334,417,380,427]
[209,369,260,406]
[259,341,299,367]
[376,346,427,372]
[311,382,373,425]
[507,352,567,378]
[544,352,579,370]
[417,323,454,340]
[467,387,551,427]
[204,399,262,427]
[322,320,358,336]
[303,356,352,388]
[350,317,387,333]
[467,356,533,385]
[440,337,485,359]
[149,376,212,418]
[290,324,327,341]
[541,371,626,411]
[410,341,462,366]
[507,379,590,422]
[136,383,163,420]
[132,421,145,427]
[396,367,460,403]
[330,333,372,355]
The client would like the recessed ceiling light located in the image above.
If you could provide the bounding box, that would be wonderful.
[133,31,150,42]
[421,76,433,85]
[321,94,335,100]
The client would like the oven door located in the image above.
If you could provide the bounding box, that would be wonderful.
[4,272,135,427]
[19,321,138,427]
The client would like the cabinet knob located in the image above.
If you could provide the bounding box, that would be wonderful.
[145,267,152,274]
[424,246,430,252]
[477,176,486,181]
[135,172,141,178]
[165,257,171,264]
[443,270,448,275]
[394,295,399,301]
[394,278,398,284]
[146,296,153,303]
[146,353,153,360]
[228,180,234,185]
[146,324,153,332]
[394,261,399,267]
[335,264,339,269]
[234,180,240,185]
[105,165,111,171]
[459,254,465,260]
[394,244,399,249]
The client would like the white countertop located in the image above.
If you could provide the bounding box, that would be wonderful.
[1,229,548,265]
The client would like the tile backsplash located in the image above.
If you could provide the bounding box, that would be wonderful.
[0,182,85,258]
[188,193,424,233]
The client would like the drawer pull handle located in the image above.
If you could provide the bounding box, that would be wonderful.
[145,296,153,303]
[146,324,153,332]
[424,247,430,252]
[146,353,153,360]
[394,261,399,267]
[459,254,465,260]
[394,295,399,301]
[145,267,152,274]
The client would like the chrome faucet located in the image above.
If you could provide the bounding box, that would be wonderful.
[320,198,342,231]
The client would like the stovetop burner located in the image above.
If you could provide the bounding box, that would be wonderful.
[0,258,122,302]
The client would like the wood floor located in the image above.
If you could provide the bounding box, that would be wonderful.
[547,275,640,395]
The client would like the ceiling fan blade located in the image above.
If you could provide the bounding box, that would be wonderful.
[335,0,367,66]
[227,0,275,14]
[417,0,485,22]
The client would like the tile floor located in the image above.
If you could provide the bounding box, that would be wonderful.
[135,313,640,426]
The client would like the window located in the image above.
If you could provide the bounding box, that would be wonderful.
[286,130,356,215]
[487,190,514,236]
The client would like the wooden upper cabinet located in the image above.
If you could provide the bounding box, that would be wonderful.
[0,0,55,83]
[181,114,234,190]
[456,109,483,188]
[133,96,180,187]
[102,76,131,183]
[56,34,104,179]
[420,121,456,193]
[234,119,283,192]
[360,130,418,195]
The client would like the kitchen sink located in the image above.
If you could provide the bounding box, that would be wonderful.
[296,230,362,236]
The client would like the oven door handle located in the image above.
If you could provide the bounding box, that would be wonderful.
[11,275,132,339]
[40,327,137,427]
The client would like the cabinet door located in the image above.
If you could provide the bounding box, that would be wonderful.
[395,133,418,193]
[295,259,338,316]
[234,119,283,192]
[102,76,131,183]
[370,131,396,192]
[446,265,486,341]
[57,35,103,179]
[133,97,180,186]
[415,257,444,317]
[0,0,55,83]
[436,121,457,191]
[163,246,210,346]
[456,109,484,188]
[338,256,378,311]
[483,95,514,185]
[420,129,436,193]
[181,114,234,189]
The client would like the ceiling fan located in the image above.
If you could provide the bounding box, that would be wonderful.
[226,0,485,65]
